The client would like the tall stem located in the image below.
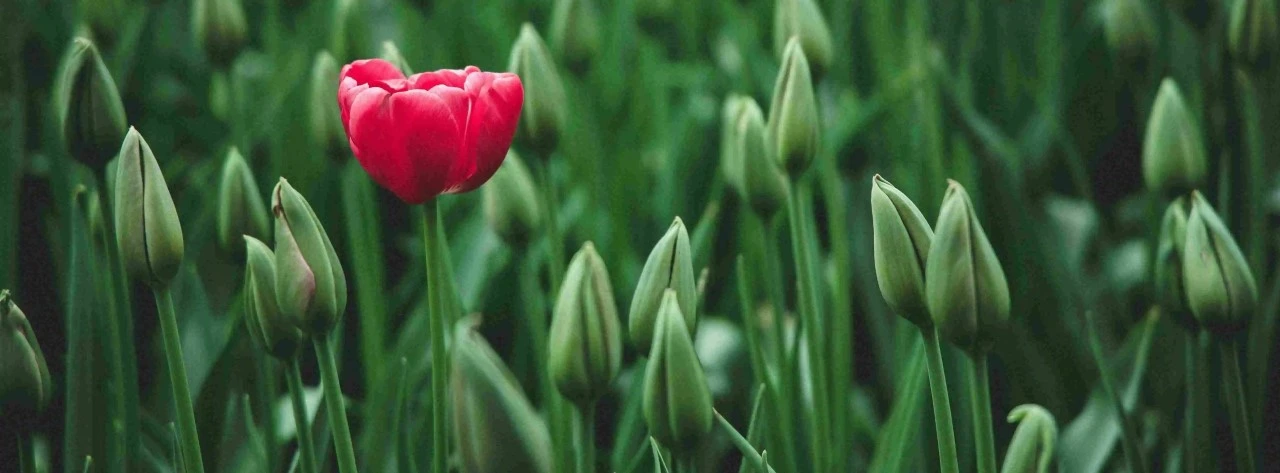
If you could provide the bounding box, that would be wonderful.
[314,337,359,473]
[922,329,960,473]
[422,201,450,473]
[786,183,829,470]
[536,162,565,291]
[577,403,597,473]
[1221,339,1256,473]
[287,358,318,473]
[19,435,36,473]
[154,287,206,473]
[968,352,996,473]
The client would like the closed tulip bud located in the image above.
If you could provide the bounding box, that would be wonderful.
[736,98,789,220]
[999,404,1057,473]
[643,290,714,451]
[1154,196,1195,329]
[1143,79,1207,195]
[243,237,305,359]
[720,95,748,195]
[773,0,833,77]
[629,217,696,353]
[1183,191,1257,334]
[1229,0,1279,69]
[379,40,413,74]
[550,0,602,69]
[482,151,542,247]
[192,0,248,67]
[56,37,127,170]
[114,127,185,288]
[767,37,819,178]
[871,175,934,327]
[549,242,621,405]
[926,180,1009,353]
[272,178,347,336]
[0,291,52,419]
[508,24,568,155]
[1102,0,1157,62]
[217,148,269,258]
[452,324,553,473]
[309,51,344,153]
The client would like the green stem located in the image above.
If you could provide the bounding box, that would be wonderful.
[786,183,829,470]
[422,201,450,473]
[1183,331,1197,473]
[577,403,597,473]
[19,435,36,473]
[1220,339,1255,473]
[922,329,960,473]
[968,352,996,473]
[536,161,566,292]
[1085,312,1148,473]
[154,287,206,473]
[314,337,359,473]
[287,358,318,473]
[761,218,789,368]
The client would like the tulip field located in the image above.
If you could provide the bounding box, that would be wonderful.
[5,0,1280,472]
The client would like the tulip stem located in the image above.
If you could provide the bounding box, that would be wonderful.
[536,162,565,291]
[922,329,960,473]
[314,336,359,473]
[968,352,996,473]
[1220,339,1256,473]
[422,201,450,473]
[577,403,597,473]
[286,358,318,473]
[19,435,36,473]
[786,183,829,471]
[154,287,206,473]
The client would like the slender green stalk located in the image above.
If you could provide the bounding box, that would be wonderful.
[578,403,597,473]
[761,219,789,367]
[287,359,318,473]
[153,287,206,473]
[341,161,390,393]
[786,183,829,470]
[422,201,449,473]
[1183,331,1197,473]
[314,336,359,473]
[1220,340,1255,473]
[968,353,996,473]
[1085,312,1147,473]
[536,161,565,291]
[922,329,960,473]
[714,409,777,473]
[19,436,36,473]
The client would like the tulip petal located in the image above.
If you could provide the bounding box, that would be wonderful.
[410,68,468,90]
[347,87,462,203]
[452,73,524,193]
[339,59,405,85]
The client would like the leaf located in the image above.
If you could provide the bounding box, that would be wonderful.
[340,160,391,392]
[65,186,112,473]
[868,336,927,472]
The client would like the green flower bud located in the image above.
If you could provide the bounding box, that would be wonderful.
[452,323,553,473]
[767,37,819,178]
[999,404,1058,473]
[736,97,789,220]
[549,0,602,70]
[309,51,345,154]
[1229,0,1279,69]
[1154,196,1196,329]
[1183,191,1257,334]
[1142,79,1207,195]
[549,242,621,405]
[720,95,749,195]
[0,291,52,419]
[114,127,185,288]
[482,151,542,248]
[1102,0,1157,62]
[629,217,696,354]
[508,24,568,155]
[773,0,833,77]
[379,40,413,74]
[926,180,1010,353]
[243,236,305,359]
[643,290,714,451]
[272,178,347,336]
[56,37,127,170]
[192,0,248,67]
[871,175,934,327]
[217,147,269,258]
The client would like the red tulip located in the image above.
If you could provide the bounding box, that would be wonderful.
[338,59,524,203]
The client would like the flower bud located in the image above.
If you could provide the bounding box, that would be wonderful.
[452,322,553,473]
[999,404,1058,473]
[272,178,347,336]
[1102,0,1157,62]
[926,180,1009,353]
[871,175,934,327]
[550,0,602,70]
[629,217,697,353]
[482,151,542,248]
[309,51,344,154]
[735,98,789,220]
[643,290,714,451]
[767,37,819,178]
[217,147,270,258]
[379,40,413,74]
[773,0,833,77]
[1142,79,1207,195]
[0,291,52,419]
[192,0,248,67]
[549,242,621,405]
[114,127,185,288]
[56,37,127,171]
[1154,196,1196,329]
[720,95,748,195]
[243,236,305,359]
[1229,0,1279,70]
[507,23,568,155]
[1183,191,1257,334]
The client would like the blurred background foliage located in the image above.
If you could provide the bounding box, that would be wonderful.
[2,0,1279,471]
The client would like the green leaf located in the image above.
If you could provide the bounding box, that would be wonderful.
[868,336,927,472]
